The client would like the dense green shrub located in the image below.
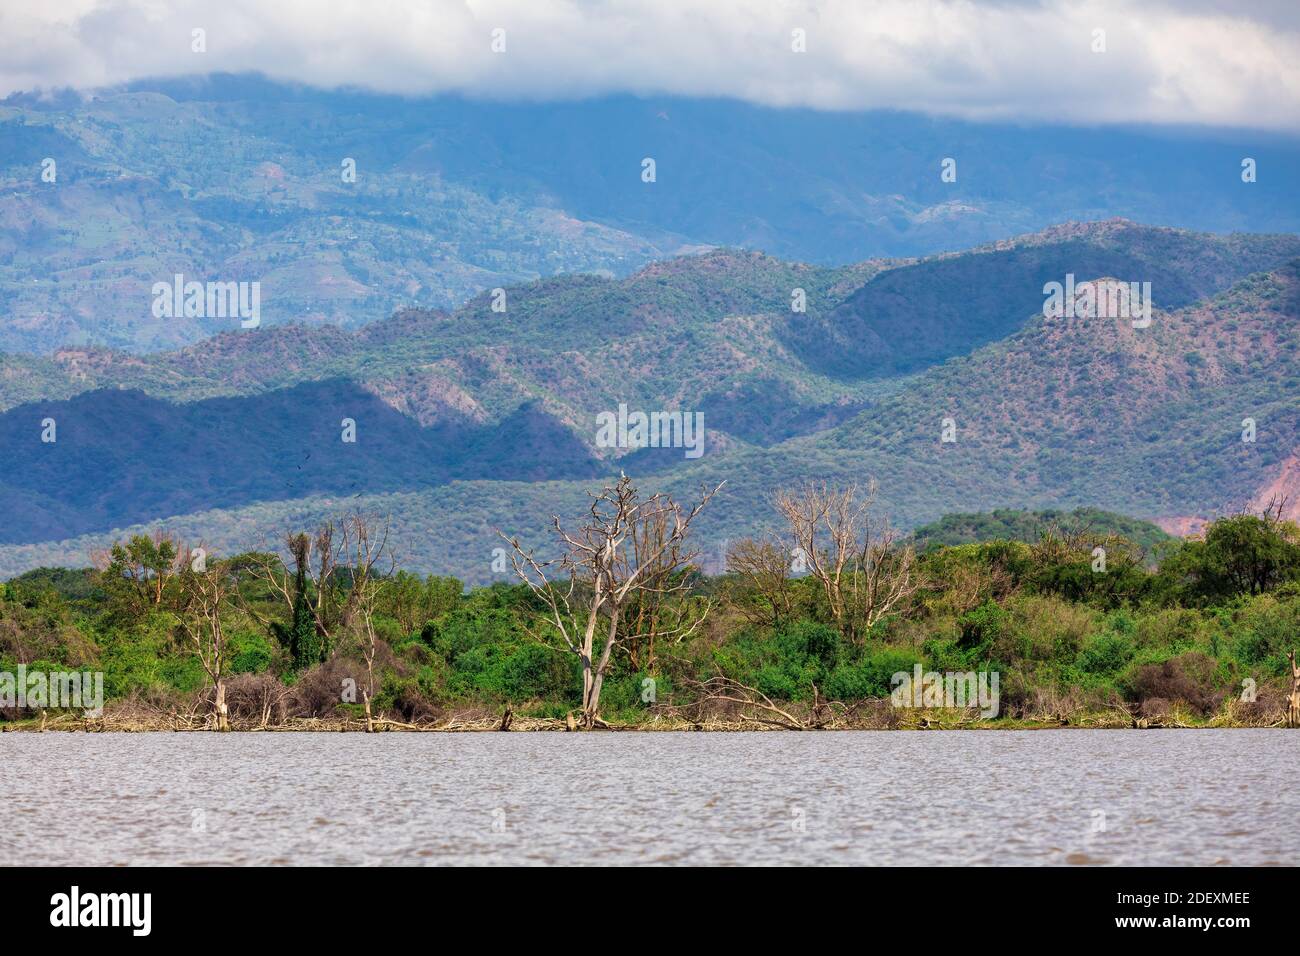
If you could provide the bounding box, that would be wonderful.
[4,507,1300,723]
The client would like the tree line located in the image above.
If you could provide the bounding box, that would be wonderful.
[3,476,1300,730]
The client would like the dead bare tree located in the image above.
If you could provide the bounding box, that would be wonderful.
[502,473,722,729]
[176,560,235,731]
[943,558,1016,615]
[1288,649,1300,729]
[724,538,796,627]
[224,674,292,730]
[621,498,711,671]
[339,513,395,732]
[772,480,917,642]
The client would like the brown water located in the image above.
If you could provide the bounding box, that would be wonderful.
[2,730,1295,865]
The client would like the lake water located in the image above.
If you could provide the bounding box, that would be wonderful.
[3,730,1296,865]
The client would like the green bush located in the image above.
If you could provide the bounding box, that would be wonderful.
[1077,631,1136,678]
[228,631,274,674]
[824,646,922,700]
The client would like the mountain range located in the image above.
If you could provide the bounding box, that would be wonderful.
[1,215,1297,582]
[4,74,1300,353]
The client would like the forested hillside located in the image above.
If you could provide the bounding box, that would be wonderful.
[4,76,1300,352]
[1,222,1297,581]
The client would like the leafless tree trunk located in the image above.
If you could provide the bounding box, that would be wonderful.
[177,562,234,731]
[772,480,917,642]
[1288,649,1300,729]
[622,500,705,671]
[725,538,795,627]
[342,513,394,732]
[256,680,289,730]
[502,474,721,729]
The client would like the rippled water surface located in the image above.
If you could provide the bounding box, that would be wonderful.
[3,730,1296,865]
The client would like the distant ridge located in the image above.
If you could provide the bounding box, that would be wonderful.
[0,224,1295,581]
[4,77,1300,351]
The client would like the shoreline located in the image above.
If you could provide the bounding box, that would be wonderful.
[2,707,1286,734]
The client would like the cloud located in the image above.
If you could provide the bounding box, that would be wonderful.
[2,0,1298,130]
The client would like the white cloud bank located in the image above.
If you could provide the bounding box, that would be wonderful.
[2,0,1298,130]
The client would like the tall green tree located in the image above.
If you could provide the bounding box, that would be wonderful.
[270,534,323,670]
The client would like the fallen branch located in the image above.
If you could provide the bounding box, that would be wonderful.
[679,674,815,730]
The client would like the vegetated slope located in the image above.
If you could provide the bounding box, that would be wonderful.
[910,508,1173,552]
[768,259,1300,529]
[4,74,1300,352]
[0,382,601,544]
[786,220,1300,377]
[0,244,898,550]
[4,220,1296,436]
[2,257,1294,582]
[0,248,881,399]
[0,86,695,353]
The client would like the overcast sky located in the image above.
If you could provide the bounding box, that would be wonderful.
[2,0,1298,130]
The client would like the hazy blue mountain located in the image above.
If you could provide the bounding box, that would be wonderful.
[2,73,1298,352]
[0,382,601,543]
